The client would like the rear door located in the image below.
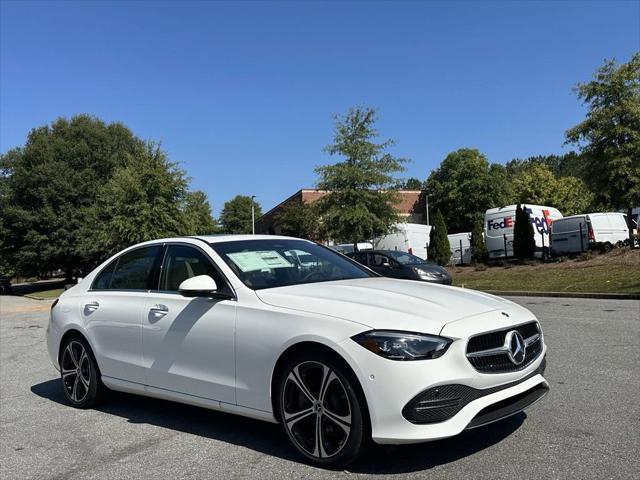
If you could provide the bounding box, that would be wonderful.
[83,245,162,384]
[141,243,237,404]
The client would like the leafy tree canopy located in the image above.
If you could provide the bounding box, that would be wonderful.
[219,195,262,234]
[0,115,215,278]
[509,163,594,216]
[565,53,640,210]
[425,148,509,233]
[315,107,407,244]
[276,200,319,240]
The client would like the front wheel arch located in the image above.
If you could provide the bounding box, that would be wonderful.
[270,342,370,430]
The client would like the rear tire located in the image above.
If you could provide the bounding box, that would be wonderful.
[59,336,106,408]
[276,351,368,468]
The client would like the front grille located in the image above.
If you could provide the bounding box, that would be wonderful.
[402,357,546,424]
[466,321,542,373]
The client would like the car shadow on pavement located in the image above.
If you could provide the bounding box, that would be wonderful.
[31,378,524,474]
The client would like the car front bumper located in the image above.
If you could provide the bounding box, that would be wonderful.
[337,312,548,445]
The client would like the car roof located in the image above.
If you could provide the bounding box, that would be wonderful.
[191,234,304,244]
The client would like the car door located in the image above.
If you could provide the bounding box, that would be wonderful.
[369,253,404,278]
[142,243,236,405]
[83,245,162,385]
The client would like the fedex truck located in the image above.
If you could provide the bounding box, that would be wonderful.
[484,205,563,259]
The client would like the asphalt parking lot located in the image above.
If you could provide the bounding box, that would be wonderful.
[1,294,638,480]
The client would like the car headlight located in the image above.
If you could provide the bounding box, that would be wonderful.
[412,267,443,278]
[352,330,452,360]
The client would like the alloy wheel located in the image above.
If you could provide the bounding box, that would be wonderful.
[61,340,91,403]
[282,361,352,459]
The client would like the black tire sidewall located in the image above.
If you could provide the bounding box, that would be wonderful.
[60,336,102,409]
[276,350,367,468]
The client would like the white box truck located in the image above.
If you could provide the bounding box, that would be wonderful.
[448,232,472,265]
[550,212,631,255]
[485,205,563,259]
[373,223,432,260]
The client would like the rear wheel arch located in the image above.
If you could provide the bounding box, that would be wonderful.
[58,329,101,374]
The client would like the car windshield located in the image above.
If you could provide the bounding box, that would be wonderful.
[210,239,375,290]
[384,250,430,265]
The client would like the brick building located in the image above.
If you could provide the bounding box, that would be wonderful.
[255,189,428,235]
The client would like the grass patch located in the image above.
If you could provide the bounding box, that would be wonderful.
[23,288,64,300]
[448,248,640,294]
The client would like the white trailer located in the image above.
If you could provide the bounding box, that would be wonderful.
[448,232,472,265]
[373,223,432,260]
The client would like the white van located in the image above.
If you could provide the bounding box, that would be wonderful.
[373,223,432,260]
[448,232,472,265]
[332,242,374,254]
[485,205,563,259]
[550,212,630,255]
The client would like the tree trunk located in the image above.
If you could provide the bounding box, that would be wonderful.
[628,207,635,249]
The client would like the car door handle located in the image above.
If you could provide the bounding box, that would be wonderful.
[149,304,168,314]
[84,301,99,312]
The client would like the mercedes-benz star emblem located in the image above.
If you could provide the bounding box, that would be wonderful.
[505,330,526,365]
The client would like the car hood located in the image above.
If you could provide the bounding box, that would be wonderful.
[255,277,523,334]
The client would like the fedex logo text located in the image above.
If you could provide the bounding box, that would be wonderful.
[487,217,514,230]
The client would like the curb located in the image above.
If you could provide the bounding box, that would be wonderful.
[483,290,640,300]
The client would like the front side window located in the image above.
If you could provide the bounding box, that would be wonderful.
[110,246,161,290]
[160,245,226,292]
[385,250,429,266]
[211,239,374,290]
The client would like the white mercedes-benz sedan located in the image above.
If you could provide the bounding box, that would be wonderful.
[47,235,548,467]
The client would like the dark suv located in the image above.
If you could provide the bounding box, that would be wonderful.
[347,250,452,285]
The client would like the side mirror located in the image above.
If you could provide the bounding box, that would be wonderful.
[382,261,392,269]
[178,275,218,297]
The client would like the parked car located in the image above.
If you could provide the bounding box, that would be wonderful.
[485,204,563,259]
[550,212,631,255]
[347,249,452,285]
[47,235,548,467]
[448,232,472,265]
[0,274,12,294]
[373,223,431,259]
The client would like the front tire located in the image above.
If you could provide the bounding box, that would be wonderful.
[59,336,106,408]
[276,352,368,468]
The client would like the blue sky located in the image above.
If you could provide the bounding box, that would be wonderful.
[1,1,638,215]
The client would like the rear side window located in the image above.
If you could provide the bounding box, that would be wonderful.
[109,246,162,290]
[92,260,117,290]
[160,245,226,292]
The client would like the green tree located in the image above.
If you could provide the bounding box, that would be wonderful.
[315,107,407,245]
[425,149,509,233]
[183,191,217,235]
[508,163,594,215]
[82,143,194,259]
[219,195,262,234]
[513,204,536,259]
[470,218,488,264]
[566,53,640,245]
[0,115,143,278]
[506,152,585,179]
[427,211,450,266]
[276,200,319,239]
[398,177,425,190]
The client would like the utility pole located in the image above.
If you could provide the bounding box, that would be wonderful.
[251,195,256,235]
[425,191,430,225]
